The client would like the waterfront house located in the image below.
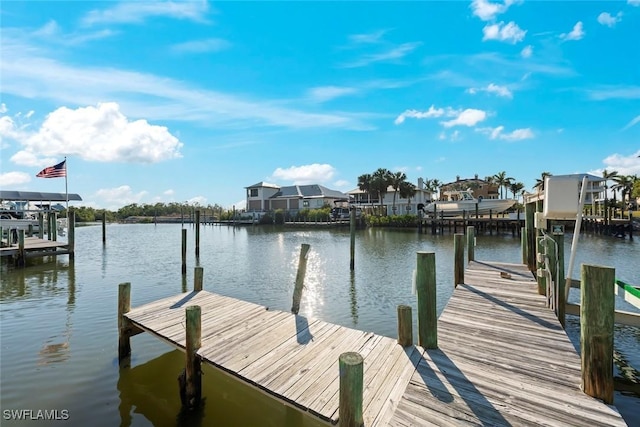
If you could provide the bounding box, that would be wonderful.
[244,182,349,215]
[347,178,433,216]
[439,175,500,200]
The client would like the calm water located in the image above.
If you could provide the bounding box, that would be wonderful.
[1,224,638,426]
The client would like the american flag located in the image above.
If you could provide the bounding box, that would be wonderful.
[36,160,66,178]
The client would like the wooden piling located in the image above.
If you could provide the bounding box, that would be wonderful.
[102,211,106,244]
[27,224,33,237]
[195,210,200,258]
[194,266,204,291]
[38,213,44,239]
[291,243,311,314]
[551,227,565,327]
[466,226,475,262]
[350,208,356,271]
[454,233,464,288]
[489,210,493,235]
[521,227,527,265]
[338,352,364,427]
[184,305,202,409]
[16,229,25,267]
[537,236,548,298]
[181,229,187,275]
[580,264,615,404]
[416,252,437,349]
[68,211,75,260]
[525,202,535,271]
[397,305,413,347]
[118,282,132,362]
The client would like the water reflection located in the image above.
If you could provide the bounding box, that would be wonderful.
[349,270,358,325]
[1,258,73,302]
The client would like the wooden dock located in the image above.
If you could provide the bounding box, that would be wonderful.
[122,260,627,426]
[0,236,72,258]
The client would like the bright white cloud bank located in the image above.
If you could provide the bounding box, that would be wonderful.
[441,109,487,128]
[482,21,526,44]
[0,171,31,187]
[271,163,336,184]
[95,185,148,208]
[6,102,183,165]
[602,150,640,175]
[470,0,515,21]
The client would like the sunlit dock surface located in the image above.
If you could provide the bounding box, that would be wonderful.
[124,260,627,426]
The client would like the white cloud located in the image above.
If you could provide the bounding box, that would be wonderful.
[82,1,210,26]
[0,171,31,187]
[308,86,358,102]
[95,186,148,209]
[1,35,368,131]
[476,125,534,140]
[348,30,388,44]
[394,105,451,124]
[171,38,230,54]
[187,196,208,206]
[10,102,183,165]
[602,150,640,175]
[25,111,34,119]
[9,151,58,168]
[482,21,526,44]
[164,189,175,196]
[597,12,623,28]
[520,45,533,58]
[470,0,515,21]
[333,179,351,189]
[450,130,461,141]
[628,0,640,6]
[231,199,247,211]
[467,83,513,98]
[342,42,422,68]
[441,109,487,128]
[270,164,336,184]
[0,103,7,113]
[438,131,446,140]
[622,115,640,131]
[560,22,585,41]
[587,86,640,100]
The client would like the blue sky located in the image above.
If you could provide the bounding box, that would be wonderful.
[1,0,639,210]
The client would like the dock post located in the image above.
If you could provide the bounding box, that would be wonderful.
[184,305,202,409]
[194,266,203,291]
[416,252,437,349]
[350,207,355,271]
[27,224,33,237]
[181,229,187,275]
[38,213,44,239]
[292,243,311,314]
[466,226,475,262]
[102,211,106,244]
[454,233,464,288]
[338,352,364,427]
[118,282,132,363]
[52,212,58,241]
[551,227,565,327]
[195,210,200,258]
[537,236,548,298]
[525,202,535,271]
[397,305,413,347]
[580,264,614,404]
[521,227,527,265]
[16,229,25,267]
[68,211,75,260]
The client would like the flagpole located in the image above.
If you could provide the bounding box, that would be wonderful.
[65,156,69,228]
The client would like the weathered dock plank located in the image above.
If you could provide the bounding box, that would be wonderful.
[387,260,627,427]
[125,290,422,425]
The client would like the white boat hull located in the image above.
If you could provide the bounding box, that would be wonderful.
[423,199,515,216]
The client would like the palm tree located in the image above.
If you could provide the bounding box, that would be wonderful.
[493,171,514,199]
[612,174,633,216]
[509,182,525,202]
[399,181,417,210]
[372,168,391,215]
[424,178,442,200]
[389,171,407,214]
[533,172,553,193]
[357,173,373,205]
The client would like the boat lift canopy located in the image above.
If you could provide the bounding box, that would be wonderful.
[0,191,82,202]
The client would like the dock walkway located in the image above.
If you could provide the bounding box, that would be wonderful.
[0,236,70,258]
[123,260,627,426]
